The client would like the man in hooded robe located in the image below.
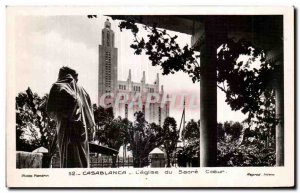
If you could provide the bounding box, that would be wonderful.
[47,67,95,168]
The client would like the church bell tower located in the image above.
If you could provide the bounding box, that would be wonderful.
[98,19,118,105]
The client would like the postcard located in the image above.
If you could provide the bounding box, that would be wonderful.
[6,6,294,188]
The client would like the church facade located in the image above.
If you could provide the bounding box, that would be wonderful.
[98,19,170,125]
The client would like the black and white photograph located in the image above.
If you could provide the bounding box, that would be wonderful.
[6,6,294,188]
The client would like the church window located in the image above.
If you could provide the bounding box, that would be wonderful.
[107,31,110,46]
[158,107,161,126]
[125,104,128,119]
[105,51,111,89]
[102,31,105,45]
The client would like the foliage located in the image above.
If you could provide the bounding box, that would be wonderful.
[216,39,278,129]
[93,105,114,128]
[93,105,128,167]
[92,106,167,168]
[16,88,57,167]
[95,116,129,149]
[179,119,200,167]
[217,120,275,166]
[182,119,199,141]
[127,111,164,167]
[223,121,243,141]
[94,109,130,167]
[93,104,114,144]
[178,139,200,167]
[217,123,225,141]
[162,117,179,167]
[117,17,201,83]
[217,138,275,166]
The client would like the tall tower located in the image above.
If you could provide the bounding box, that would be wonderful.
[98,19,118,105]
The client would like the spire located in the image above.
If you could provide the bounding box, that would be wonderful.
[105,19,111,29]
[155,73,159,92]
[142,71,145,83]
[127,69,132,82]
[154,73,159,85]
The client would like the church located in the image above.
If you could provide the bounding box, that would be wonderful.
[98,19,170,125]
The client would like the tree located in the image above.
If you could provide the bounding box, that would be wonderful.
[182,119,200,141]
[16,88,57,167]
[217,138,275,167]
[93,105,130,167]
[217,123,225,141]
[127,111,164,167]
[93,105,114,129]
[95,115,130,167]
[93,105,114,143]
[217,120,275,166]
[223,121,243,141]
[181,119,200,167]
[241,120,275,148]
[162,117,179,167]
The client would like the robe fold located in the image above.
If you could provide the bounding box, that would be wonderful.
[47,74,95,168]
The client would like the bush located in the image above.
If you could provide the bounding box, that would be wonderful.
[217,139,275,166]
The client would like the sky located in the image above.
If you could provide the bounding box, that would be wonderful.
[14,15,247,124]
